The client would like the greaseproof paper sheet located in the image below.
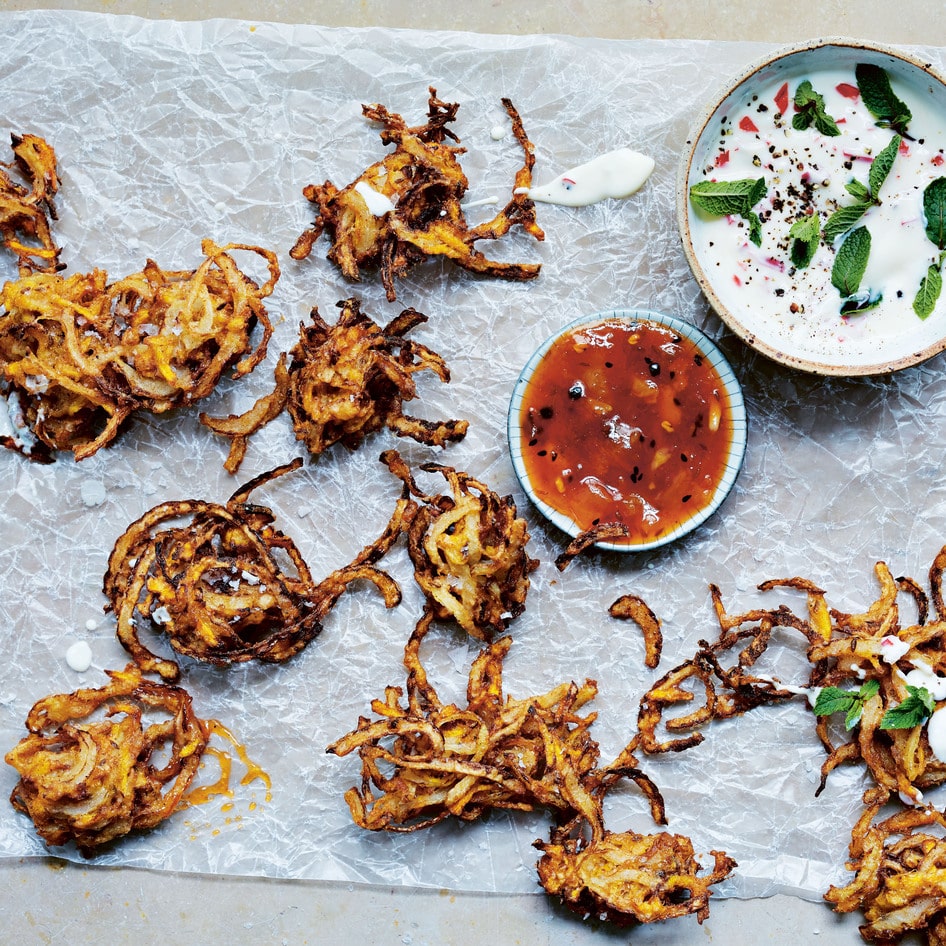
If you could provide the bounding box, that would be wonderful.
[1,10,944,901]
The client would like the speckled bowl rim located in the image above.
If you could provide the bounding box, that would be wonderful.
[676,37,946,377]
[506,309,748,553]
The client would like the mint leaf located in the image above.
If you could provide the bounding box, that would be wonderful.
[690,178,766,245]
[856,63,913,137]
[789,213,821,268]
[840,291,883,316]
[880,685,935,730]
[689,178,766,217]
[912,180,946,320]
[832,226,871,298]
[868,134,902,198]
[914,262,943,319]
[823,202,870,242]
[793,80,841,136]
[813,686,858,717]
[923,177,946,251]
[747,212,762,247]
[845,179,871,202]
[845,701,865,730]
[814,679,881,730]
[823,137,900,244]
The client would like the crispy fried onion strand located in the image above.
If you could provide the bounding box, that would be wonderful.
[201,297,468,473]
[609,593,663,669]
[825,786,946,944]
[636,581,819,756]
[554,522,631,572]
[0,133,62,275]
[381,448,538,641]
[290,87,544,301]
[327,608,664,832]
[0,239,277,462]
[103,458,407,681]
[5,664,208,854]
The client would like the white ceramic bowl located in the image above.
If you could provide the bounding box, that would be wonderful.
[678,38,946,376]
[507,309,747,553]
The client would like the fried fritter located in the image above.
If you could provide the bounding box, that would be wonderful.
[326,609,604,830]
[635,587,815,755]
[103,458,406,681]
[201,298,468,473]
[328,591,731,927]
[0,133,62,275]
[5,665,208,854]
[825,786,946,944]
[290,88,544,301]
[0,240,277,462]
[381,449,537,641]
[536,823,736,926]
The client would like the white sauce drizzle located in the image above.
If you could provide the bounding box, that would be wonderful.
[900,657,946,700]
[0,398,15,440]
[353,181,396,216]
[753,673,816,703]
[515,147,655,207]
[65,640,92,673]
[879,634,910,664]
[900,787,924,806]
[462,196,500,209]
[927,707,946,763]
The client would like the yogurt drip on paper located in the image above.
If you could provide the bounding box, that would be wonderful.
[515,147,655,206]
[65,640,92,672]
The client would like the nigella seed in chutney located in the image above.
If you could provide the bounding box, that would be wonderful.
[517,317,734,544]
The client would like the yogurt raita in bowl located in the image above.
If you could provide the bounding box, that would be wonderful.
[678,38,946,375]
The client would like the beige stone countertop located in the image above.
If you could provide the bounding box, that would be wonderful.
[1,2,943,945]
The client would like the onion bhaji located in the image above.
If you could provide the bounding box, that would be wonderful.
[826,787,946,945]
[5,665,208,854]
[537,818,736,926]
[381,449,538,641]
[636,556,946,802]
[327,608,604,830]
[328,608,733,925]
[290,88,544,301]
[201,297,468,474]
[632,547,946,942]
[0,239,277,462]
[103,458,406,681]
[0,133,62,276]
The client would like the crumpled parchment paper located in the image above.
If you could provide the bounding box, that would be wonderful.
[2,9,946,902]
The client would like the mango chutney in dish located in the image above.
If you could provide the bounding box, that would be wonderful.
[507,311,747,551]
